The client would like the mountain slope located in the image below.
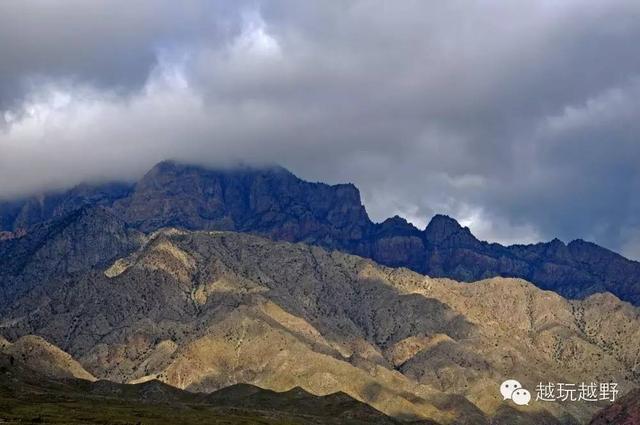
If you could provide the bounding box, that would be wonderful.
[1,229,638,423]
[0,351,408,425]
[0,335,95,381]
[0,181,133,232]
[0,206,144,308]
[1,161,639,306]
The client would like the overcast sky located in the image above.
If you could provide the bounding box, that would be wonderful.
[1,1,640,259]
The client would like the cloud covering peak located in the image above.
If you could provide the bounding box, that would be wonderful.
[1,0,640,259]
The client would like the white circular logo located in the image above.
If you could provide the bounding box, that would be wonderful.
[511,388,531,406]
[500,379,522,400]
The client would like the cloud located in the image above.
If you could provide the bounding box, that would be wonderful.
[1,0,640,258]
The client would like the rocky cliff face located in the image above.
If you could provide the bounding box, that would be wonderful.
[112,161,372,248]
[1,160,639,306]
[1,229,638,424]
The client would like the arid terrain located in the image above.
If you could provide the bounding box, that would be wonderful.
[0,350,408,425]
[1,210,638,424]
[3,0,640,422]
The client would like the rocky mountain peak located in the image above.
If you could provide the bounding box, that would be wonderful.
[542,237,570,258]
[377,215,419,236]
[567,238,612,256]
[423,214,478,247]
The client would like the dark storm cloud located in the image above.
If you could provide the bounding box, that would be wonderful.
[1,0,640,259]
[0,1,249,108]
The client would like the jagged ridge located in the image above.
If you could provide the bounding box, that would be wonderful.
[1,160,639,305]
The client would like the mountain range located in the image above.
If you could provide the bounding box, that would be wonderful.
[0,160,639,424]
[0,208,639,423]
[1,160,639,306]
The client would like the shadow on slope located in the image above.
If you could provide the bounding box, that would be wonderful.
[0,353,419,425]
